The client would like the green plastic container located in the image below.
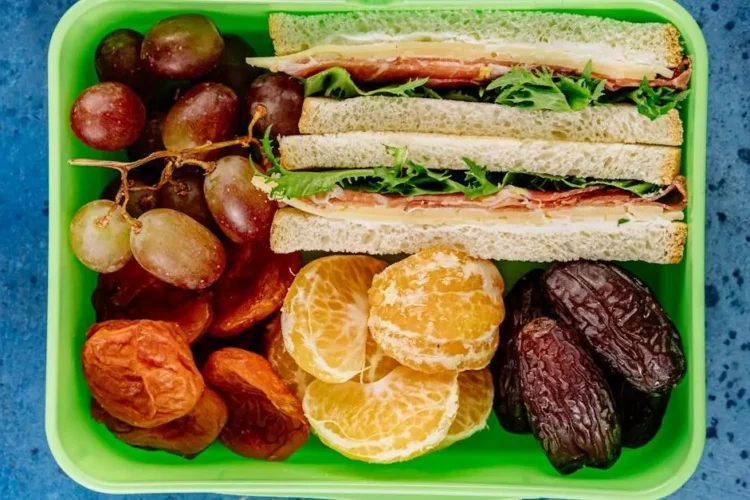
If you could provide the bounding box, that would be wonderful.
[46,0,708,497]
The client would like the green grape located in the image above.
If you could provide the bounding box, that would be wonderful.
[130,209,226,289]
[70,200,132,273]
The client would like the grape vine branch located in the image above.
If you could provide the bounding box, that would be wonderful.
[68,107,269,231]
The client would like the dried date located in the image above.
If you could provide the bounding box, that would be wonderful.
[91,387,228,458]
[608,375,671,448]
[543,261,686,393]
[518,317,621,474]
[203,348,309,460]
[83,319,205,428]
[491,269,547,434]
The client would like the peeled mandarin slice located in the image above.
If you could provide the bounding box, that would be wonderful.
[368,248,505,373]
[303,366,459,463]
[264,315,315,402]
[359,334,401,383]
[438,368,494,449]
[282,255,388,383]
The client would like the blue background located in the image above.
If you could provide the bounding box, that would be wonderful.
[0,0,748,498]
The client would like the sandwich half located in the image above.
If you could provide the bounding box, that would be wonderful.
[248,10,690,263]
[248,9,691,136]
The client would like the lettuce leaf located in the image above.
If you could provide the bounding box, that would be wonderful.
[302,67,429,98]
[301,65,687,119]
[257,144,660,200]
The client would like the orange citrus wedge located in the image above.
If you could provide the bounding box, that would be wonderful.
[282,255,388,383]
[439,368,494,449]
[264,315,315,402]
[303,366,458,463]
[368,248,505,373]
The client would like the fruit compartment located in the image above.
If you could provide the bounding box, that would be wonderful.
[46,0,707,498]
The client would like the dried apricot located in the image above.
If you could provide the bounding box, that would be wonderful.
[203,348,309,460]
[83,319,205,428]
[92,259,213,343]
[210,243,301,337]
[91,387,228,458]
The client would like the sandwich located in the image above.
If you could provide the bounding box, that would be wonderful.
[248,10,691,264]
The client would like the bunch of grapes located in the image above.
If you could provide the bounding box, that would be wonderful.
[68,14,303,290]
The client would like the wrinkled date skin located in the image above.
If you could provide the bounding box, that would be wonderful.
[518,317,621,474]
[91,388,228,458]
[203,348,309,460]
[83,319,205,428]
[490,269,547,434]
[543,261,686,393]
[209,242,301,337]
[92,259,213,344]
[608,374,671,448]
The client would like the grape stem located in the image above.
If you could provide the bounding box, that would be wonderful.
[69,106,269,232]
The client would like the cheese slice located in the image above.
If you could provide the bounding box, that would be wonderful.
[252,177,683,226]
[247,41,674,81]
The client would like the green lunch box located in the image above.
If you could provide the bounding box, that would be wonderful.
[46,0,708,498]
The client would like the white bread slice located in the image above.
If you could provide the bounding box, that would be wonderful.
[279,132,681,185]
[271,208,687,264]
[269,11,682,69]
[299,97,684,147]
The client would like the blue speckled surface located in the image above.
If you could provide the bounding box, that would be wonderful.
[0,0,748,498]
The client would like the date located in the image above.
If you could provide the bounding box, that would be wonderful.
[608,374,671,448]
[518,317,621,474]
[543,261,686,393]
[491,269,547,434]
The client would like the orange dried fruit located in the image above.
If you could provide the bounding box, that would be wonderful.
[92,259,214,343]
[83,319,205,428]
[281,255,388,383]
[203,347,309,460]
[368,248,504,373]
[91,387,228,458]
[210,243,300,337]
[303,366,458,463]
[264,315,314,402]
[438,369,494,449]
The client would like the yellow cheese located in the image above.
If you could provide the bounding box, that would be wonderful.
[247,41,674,81]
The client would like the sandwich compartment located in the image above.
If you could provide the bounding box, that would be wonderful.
[46,0,707,498]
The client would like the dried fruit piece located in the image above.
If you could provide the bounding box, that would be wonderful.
[264,315,315,402]
[83,319,204,428]
[191,324,265,370]
[543,261,686,393]
[490,269,547,434]
[281,255,387,383]
[210,243,301,337]
[303,366,458,464]
[438,369,494,449]
[91,388,228,458]
[609,375,671,449]
[518,317,621,474]
[368,248,504,373]
[203,348,309,460]
[92,259,213,344]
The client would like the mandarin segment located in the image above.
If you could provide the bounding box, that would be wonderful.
[282,255,388,383]
[303,366,459,463]
[368,248,504,373]
[264,315,315,402]
[439,369,494,449]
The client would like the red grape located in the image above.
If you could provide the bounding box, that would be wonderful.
[127,111,166,160]
[203,156,276,243]
[70,200,132,273]
[71,82,146,151]
[246,73,303,138]
[130,208,226,289]
[156,167,215,228]
[162,82,238,156]
[101,171,158,218]
[95,29,153,95]
[141,14,224,80]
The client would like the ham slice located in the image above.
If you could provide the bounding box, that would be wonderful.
[287,56,691,91]
[305,177,688,213]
